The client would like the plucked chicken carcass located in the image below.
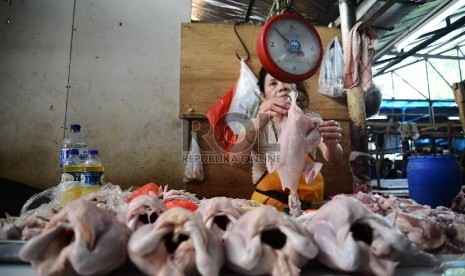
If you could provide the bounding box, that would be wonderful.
[0,215,22,240]
[195,196,244,238]
[452,185,465,214]
[127,207,224,276]
[347,192,465,253]
[19,199,131,276]
[223,205,318,276]
[125,194,167,232]
[394,205,465,254]
[161,186,201,204]
[266,90,323,217]
[306,195,438,276]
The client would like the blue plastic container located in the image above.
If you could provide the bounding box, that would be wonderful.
[407,154,462,208]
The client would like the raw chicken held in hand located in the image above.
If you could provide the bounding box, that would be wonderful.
[267,90,323,217]
[19,199,131,276]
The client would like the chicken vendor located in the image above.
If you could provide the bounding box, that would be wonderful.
[229,68,343,211]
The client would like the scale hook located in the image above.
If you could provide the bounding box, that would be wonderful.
[234,23,250,61]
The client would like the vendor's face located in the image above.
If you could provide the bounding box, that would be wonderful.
[261,74,294,101]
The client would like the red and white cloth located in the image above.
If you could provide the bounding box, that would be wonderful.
[343,22,378,91]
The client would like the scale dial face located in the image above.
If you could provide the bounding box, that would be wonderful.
[257,13,323,83]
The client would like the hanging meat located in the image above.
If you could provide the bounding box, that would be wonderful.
[266,90,323,217]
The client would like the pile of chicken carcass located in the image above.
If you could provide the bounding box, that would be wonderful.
[3,182,465,276]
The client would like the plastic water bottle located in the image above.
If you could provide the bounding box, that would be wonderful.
[60,148,84,205]
[61,149,83,182]
[81,149,105,186]
[60,124,88,168]
[61,149,103,205]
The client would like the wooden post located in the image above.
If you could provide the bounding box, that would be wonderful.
[376,118,394,187]
[453,82,465,132]
[339,0,371,193]
[347,86,368,152]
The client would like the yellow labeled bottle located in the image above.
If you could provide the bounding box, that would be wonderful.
[61,149,104,206]
[61,149,82,182]
[61,149,84,205]
[80,149,104,197]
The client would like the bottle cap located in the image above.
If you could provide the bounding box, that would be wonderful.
[70,124,81,132]
[88,149,98,155]
[69,149,80,155]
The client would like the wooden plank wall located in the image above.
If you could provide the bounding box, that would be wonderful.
[180,22,353,200]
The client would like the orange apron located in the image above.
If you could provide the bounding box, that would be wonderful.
[251,156,324,211]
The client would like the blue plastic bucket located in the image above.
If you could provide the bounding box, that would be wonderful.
[407,154,462,208]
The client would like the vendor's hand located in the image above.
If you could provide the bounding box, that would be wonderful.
[257,97,291,125]
[319,120,342,147]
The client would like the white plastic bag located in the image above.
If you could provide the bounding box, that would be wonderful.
[226,59,261,135]
[183,131,204,182]
[319,37,345,97]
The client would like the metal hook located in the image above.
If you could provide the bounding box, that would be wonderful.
[234,23,250,61]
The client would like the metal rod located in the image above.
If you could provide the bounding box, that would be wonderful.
[338,0,356,49]
[332,0,377,27]
[243,0,255,22]
[339,0,367,153]
[374,14,465,76]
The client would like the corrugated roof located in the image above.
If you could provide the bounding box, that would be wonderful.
[191,0,465,78]
[191,0,339,25]
[373,0,465,76]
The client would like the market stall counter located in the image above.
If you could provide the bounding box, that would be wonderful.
[2,183,465,276]
[1,255,465,276]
